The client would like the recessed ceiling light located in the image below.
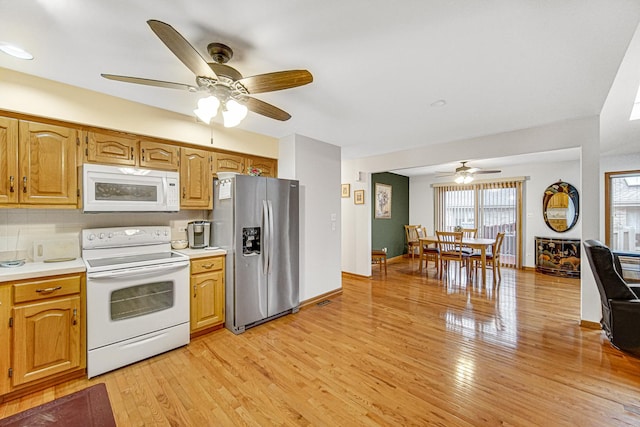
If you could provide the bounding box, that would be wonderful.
[430,99,447,108]
[0,42,33,60]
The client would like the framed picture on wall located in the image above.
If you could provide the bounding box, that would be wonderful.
[375,183,392,219]
[354,189,365,205]
[341,183,350,198]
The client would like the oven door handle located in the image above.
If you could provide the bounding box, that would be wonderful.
[87,261,190,279]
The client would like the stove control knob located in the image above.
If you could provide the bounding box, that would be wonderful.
[87,233,95,241]
[99,233,105,239]
[108,233,113,239]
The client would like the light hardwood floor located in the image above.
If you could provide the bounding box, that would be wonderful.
[2,258,640,426]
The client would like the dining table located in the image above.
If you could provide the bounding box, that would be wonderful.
[418,236,497,284]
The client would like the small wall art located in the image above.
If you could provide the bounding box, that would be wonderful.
[374,183,392,219]
[354,189,365,205]
[341,183,350,198]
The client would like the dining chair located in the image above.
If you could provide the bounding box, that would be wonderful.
[460,228,478,255]
[436,231,470,279]
[371,249,388,275]
[404,225,421,259]
[419,227,439,273]
[470,232,505,283]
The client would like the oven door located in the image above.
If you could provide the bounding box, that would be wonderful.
[86,260,190,351]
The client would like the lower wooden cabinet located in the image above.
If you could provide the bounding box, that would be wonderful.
[190,256,225,336]
[0,273,86,400]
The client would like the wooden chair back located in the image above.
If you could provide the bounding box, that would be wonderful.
[436,231,464,258]
[461,228,478,239]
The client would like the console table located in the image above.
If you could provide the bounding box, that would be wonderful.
[535,237,581,277]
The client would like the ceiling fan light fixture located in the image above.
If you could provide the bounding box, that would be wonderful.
[222,99,248,128]
[194,96,220,123]
[455,172,474,184]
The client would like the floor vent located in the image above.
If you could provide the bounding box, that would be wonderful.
[316,300,331,307]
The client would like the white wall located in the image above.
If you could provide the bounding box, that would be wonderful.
[409,158,581,268]
[0,67,278,157]
[281,134,342,301]
[341,116,601,322]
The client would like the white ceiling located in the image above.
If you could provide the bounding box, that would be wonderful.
[1,1,640,167]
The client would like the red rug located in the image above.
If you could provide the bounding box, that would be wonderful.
[0,383,116,427]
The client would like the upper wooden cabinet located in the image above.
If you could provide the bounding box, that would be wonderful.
[212,152,244,174]
[213,152,277,178]
[0,119,78,207]
[180,147,211,209]
[0,117,19,204]
[140,140,180,170]
[246,156,277,178]
[84,131,180,171]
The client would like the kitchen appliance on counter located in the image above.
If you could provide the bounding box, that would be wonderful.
[82,226,190,378]
[187,220,211,248]
[212,174,299,334]
[82,163,180,212]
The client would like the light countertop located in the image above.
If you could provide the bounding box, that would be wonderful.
[0,248,227,283]
[175,247,227,259]
[0,258,86,283]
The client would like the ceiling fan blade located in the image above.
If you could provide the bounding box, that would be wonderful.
[474,169,502,174]
[238,70,313,94]
[244,97,291,121]
[147,20,217,79]
[101,74,198,91]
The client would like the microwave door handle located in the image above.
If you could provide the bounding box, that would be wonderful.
[262,200,269,276]
[88,261,190,279]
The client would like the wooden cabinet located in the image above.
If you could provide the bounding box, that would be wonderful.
[180,147,212,209]
[246,155,277,177]
[0,119,78,207]
[213,152,277,177]
[190,256,225,336]
[0,117,19,204]
[1,273,85,398]
[84,131,179,171]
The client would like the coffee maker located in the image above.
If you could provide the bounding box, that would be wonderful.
[187,221,211,249]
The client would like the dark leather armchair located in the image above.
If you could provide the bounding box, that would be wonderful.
[583,240,640,354]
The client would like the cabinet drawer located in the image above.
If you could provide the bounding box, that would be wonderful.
[13,275,81,304]
[191,257,224,275]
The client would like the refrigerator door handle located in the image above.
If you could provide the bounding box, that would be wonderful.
[267,200,275,274]
[262,199,270,275]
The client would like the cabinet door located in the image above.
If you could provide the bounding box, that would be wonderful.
[190,270,224,332]
[0,285,11,395]
[140,140,180,171]
[180,147,211,209]
[0,117,19,204]
[85,131,137,166]
[212,152,244,174]
[246,156,277,178]
[12,295,81,387]
[19,121,78,205]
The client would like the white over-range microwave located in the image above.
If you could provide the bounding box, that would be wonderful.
[82,164,180,212]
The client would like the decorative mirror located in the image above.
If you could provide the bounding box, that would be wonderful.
[543,181,579,232]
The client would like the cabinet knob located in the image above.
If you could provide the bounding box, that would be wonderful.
[193,285,197,298]
[9,176,14,193]
[22,176,27,193]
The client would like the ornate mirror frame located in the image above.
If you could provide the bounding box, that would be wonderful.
[542,181,579,232]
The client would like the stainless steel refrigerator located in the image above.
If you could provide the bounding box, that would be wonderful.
[211,174,299,334]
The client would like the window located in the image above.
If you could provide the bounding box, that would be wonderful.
[605,170,640,253]
[434,179,523,267]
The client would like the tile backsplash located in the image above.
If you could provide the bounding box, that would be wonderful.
[0,209,208,261]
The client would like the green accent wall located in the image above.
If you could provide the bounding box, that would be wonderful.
[371,172,409,258]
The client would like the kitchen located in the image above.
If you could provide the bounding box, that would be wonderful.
[0,79,342,404]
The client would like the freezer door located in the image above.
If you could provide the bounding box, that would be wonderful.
[266,177,299,317]
[233,175,268,327]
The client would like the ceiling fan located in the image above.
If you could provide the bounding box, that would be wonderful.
[436,161,502,184]
[101,20,313,127]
